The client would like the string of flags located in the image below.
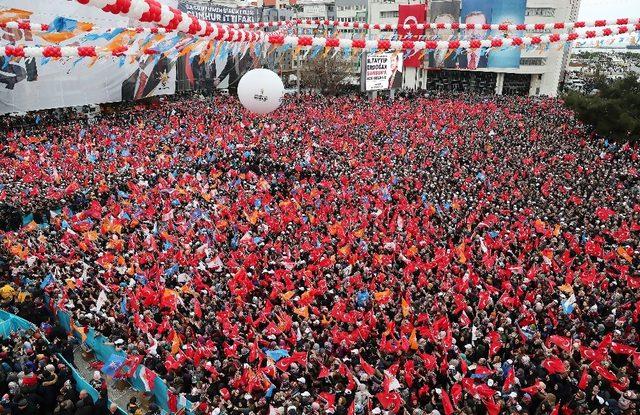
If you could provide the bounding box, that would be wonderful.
[2,24,638,59]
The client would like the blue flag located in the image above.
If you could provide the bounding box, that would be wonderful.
[40,273,55,289]
[264,349,289,362]
[164,264,179,276]
[22,213,34,226]
[102,354,126,377]
[120,297,127,315]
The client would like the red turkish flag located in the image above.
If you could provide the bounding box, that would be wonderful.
[397,4,427,67]
[360,356,376,376]
[548,335,572,352]
[488,331,502,357]
[578,368,589,390]
[611,342,637,355]
[542,357,567,374]
[503,368,515,392]
[440,389,454,415]
[595,207,616,221]
[376,391,403,413]
[193,298,202,318]
[484,397,501,415]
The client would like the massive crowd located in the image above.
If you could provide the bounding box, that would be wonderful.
[0,93,638,415]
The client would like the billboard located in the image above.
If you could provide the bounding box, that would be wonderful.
[177,1,260,24]
[0,1,176,114]
[427,0,461,69]
[397,4,427,68]
[459,0,492,70]
[488,0,526,68]
[364,53,403,91]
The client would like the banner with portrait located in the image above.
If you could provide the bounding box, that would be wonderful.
[427,0,461,69]
[459,0,493,70]
[487,0,526,68]
[364,53,403,91]
[0,0,176,115]
[397,4,427,68]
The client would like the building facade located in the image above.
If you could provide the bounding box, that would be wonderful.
[365,0,581,96]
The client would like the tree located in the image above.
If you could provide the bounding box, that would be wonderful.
[299,53,356,96]
[564,75,640,143]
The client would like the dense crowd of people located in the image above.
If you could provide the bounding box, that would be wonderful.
[0,325,85,415]
[0,92,639,415]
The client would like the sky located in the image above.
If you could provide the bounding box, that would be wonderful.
[578,0,640,20]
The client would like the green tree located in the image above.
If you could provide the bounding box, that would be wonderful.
[564,75,640,143]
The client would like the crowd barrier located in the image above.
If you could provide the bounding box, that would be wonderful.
[0,310,126,415]
[49,299,193,414]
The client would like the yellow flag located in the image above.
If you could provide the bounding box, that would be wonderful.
[281,290,296,301]
[171,333,181,355]
[401,298,411,317]
[456,242,467,264]
[294,307,309,319]
[617,246,633,263]
[374,290,391,301]
[409,329,419,350]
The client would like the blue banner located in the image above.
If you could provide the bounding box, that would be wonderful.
[460,0,493,69]
[488,0,526,68]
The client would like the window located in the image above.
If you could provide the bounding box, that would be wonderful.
[525,8,555,17]
[380,11,399,19]
[520,57,547,66]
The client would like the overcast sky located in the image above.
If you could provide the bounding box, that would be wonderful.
[579,0,640,20]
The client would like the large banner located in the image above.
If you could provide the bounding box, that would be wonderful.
[175,1,260,93]
[488,0,526,68]
[364,53,403,91]
[459,0,492,70]
[0,1,176,114]
[427,0,461,69]
[176,43,258,93]
[177,1,259,24]
[397,4,427,68]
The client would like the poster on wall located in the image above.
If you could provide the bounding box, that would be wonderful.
[364,53,403,91]
[177,1,259,24]
[488,0,526,68]
[0,0,176,114]
[397,4,427,68]
[427,0,461,69]
[459,0,492,70]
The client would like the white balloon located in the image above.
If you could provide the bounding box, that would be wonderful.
[237,69,284,115]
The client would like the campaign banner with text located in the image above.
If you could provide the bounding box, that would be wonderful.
[365,53,403,91]
[177,1,260,24]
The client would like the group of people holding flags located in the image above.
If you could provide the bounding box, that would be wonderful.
[0,92,638,414]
